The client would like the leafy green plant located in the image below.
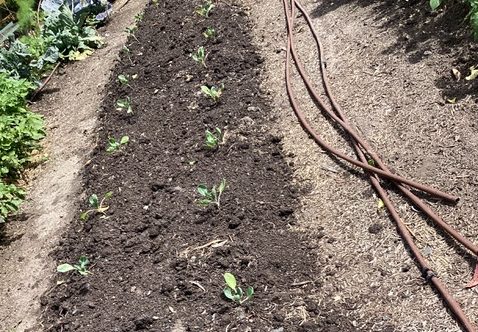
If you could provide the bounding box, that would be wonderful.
[80,192,112,221]
[125,25,139,41]
[430,0,478,37]
[201,84,224,103]
[191,46,207,67]
[203,27,216,39]
[106,136,129,153]
[197,179,226,208]
[204,127,222,149]
[116,97,133,114]
[223,272,254,304]
[57,256,91,276]
[0,182,25,223]
[195,0,214,17]
[117,74,129,85]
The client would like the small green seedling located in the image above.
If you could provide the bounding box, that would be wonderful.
[116,97,133,114]
[118,74,129,86]
[197,179,226,208]
[134,12,144,23]
[80,192,113,221]
[57,256,91,276]
[196,0,214,17]
[203,27,216,39]
[191,46,208,67]
[107,136,129,153]
[223,272,254,304]
[204,127,222,149]
[201,84,224,103]
[125,26,139,41]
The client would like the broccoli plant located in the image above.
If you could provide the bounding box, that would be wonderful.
[201,84,224,103]
[106,136,129,153]
[223,272,254,305]
[203,27,216,39]
[116,97,133,114]
[191,46,208,67]
[80,192,112,221]
[204,127,223,149]
[197,179,226,208]
[196,0,214,17]
[57,256,91,276]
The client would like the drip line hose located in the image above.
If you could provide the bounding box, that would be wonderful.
[282,0,476,330]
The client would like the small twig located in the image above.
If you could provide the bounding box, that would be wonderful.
[189,281,206,292]
[291,280,313,287]
[32,62,61,99]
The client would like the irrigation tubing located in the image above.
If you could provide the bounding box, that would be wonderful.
[282,0,476,330]
[289,2,478,258]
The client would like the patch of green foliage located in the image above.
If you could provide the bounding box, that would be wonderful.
[195,0,214,17]
[204,127,222,149]
[197,179,226,208]
[223,272,254,304]
[430,0,478,37]
[80,192,112,221]
[57,256,91,276]
[106,136,129,153]
[201,84,224,103]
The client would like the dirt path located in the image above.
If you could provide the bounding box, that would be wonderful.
[0,1,147,330]
[246,0,478,330]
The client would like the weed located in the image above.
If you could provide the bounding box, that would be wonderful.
[191,46,208,67]
[80,192,113,221]
[203,27,216,39]
[106,136,129,153]
[116,97,133,114]
[204,127,222,149]
[201,84,224,103]
[223,272,254,304]
[117,74,129,86]
[197,179,226,208]
[57,256,91,276]
[196,0,215,17]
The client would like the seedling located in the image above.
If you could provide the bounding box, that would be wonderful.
[116,97,133,114]
[57,256,91,276]
[122,46,133,64]
[196,0,214,17]
[203,27,216,39]
[197,179,226,208]
[191,46,208,67]
[223,272,254,304]
[106,136,129,153]
[201,84,224,103]
[204,127,222,149]
[80,192,113,221]
[134,13,144,23]
[125,26,139,41]
[117,74,129,86]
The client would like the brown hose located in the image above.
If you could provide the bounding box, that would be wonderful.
[283,1,476,330]
[289,1,478,257]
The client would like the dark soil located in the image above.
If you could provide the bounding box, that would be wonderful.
[38,1,369,331]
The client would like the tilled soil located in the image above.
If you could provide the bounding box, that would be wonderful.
[37,1,359,331]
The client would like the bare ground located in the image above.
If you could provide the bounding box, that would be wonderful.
[0,0,147,330]
[245,0,478,330]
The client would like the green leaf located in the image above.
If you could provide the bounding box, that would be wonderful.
[197,185,208,196]
[223,287,234,300]
[246,286,254,299]
[201,85,211,96]
[120,136,129,145]
[57,263,76,273]
[104,191,113,199]
[224,272,237,290]
[430,0,441,10]
[89,194,99,208]
[80,211,89,221]
[218,179,226,193]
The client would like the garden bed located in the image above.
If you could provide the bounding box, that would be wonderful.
[38,1,354,330]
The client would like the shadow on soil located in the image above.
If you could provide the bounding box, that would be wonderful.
[310,0,478,100]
